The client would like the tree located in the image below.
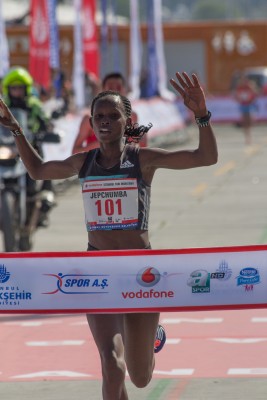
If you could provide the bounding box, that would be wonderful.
[193,0,227,20]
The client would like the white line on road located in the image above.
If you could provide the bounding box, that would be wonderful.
[4,320,63,327]
[12,370,92,379]
[70,320,88,326]
[166,338,181,345]
[211,338,267,344]
[228,368,267,375]
[153,369,194,376]
[161,318,223,324]
[25,340,85,346]
[251,317,267,323]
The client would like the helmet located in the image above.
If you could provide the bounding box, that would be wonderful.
[2,67,33,97]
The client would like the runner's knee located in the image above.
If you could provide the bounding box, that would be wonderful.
[128,367,153,388]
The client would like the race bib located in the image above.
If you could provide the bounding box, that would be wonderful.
[82,178,138,230]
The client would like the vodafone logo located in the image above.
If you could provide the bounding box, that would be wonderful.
[136,267,161,287]
[122,267,174,300]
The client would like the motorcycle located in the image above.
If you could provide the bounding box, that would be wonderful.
[0,108,60,252]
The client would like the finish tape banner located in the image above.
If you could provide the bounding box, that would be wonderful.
[1,244,267,314]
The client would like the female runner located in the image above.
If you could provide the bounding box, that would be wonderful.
[0,71,218,400]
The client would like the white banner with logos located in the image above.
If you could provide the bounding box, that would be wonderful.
[0,245,267,314]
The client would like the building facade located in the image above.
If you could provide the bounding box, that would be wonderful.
[6,20,267,95]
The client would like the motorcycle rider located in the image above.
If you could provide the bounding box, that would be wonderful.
[1,66,56,227]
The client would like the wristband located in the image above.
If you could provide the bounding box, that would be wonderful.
[10,126,24,137]
[195,111,212,128]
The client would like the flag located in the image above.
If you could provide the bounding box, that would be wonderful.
[153,0,175,100]
[110,0,120,72]
[0,0,9,78]
[145,0,158,98]
[82,0,99,77]
[73,0,85,108]
[129,0,142,99]
[47,0,59,70]
[47,0,62,98]
[29,0,50,89]
[100,0,108,77]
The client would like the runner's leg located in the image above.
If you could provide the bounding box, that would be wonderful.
[86,314,128,400]
[123,312,160,387]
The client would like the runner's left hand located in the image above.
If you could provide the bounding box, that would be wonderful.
[170,72,207,117]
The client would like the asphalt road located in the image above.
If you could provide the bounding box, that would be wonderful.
[1,122,267,399]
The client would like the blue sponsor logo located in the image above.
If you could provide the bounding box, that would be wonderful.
[43,273,109,294]
[236,268,260,287]
[0,265,10,283]
[0,265,32,305]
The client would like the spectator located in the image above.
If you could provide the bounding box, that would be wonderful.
[1,66,56,227]
[234,73,258,145]
[72,72,147,154]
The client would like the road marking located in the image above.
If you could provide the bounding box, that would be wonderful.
[191,183,207,197]
[166,379,190,400]
[211,338,267,344]
[147,379,172,400]
[251,317,267,323]
[26,340,85,346]
[243,144,260,156]
[153,369,194,376]
[214,161,236,176]
[4,320,63,327]
[228,368,267,375]
[166,338,181,345]
[70,320,88,326]
[12,370,92,379]
[161,318,223,324]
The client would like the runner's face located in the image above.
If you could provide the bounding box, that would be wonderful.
[91,95,128,143]
[103,78,126,95]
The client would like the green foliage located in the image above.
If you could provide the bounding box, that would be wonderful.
[113,0,267,21]
[192,0,229,20]
[113,0,130,18]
